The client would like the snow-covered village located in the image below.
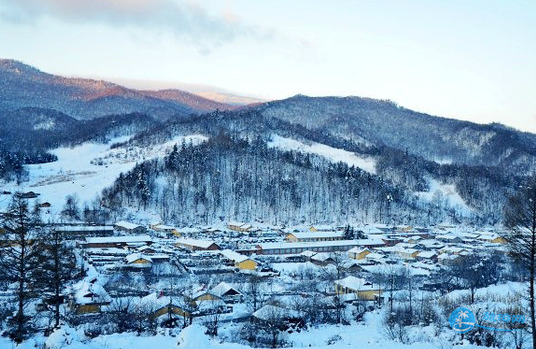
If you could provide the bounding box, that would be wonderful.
[2,1,536,348]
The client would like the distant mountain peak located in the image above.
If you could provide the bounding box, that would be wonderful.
[0,58,47,77]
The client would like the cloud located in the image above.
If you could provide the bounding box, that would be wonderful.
[0,0,273,47]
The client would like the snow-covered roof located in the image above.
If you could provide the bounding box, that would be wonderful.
[85,235,152,244]
[334,276,379,292]
[56,225,114,232]
[220,249,250,263]
[348,247,371,254]
[416,251,437,258]
[210,282,242,297]
[300,250,317,257]
[288,231,343,239]
[251,305,301,321]
[125,253,152,264]
[176,238,218,249]
[310,252,334,262]
[257,239,379,250]
[114,221,144,230]
[152,224,177,231]
[73,281,111,305]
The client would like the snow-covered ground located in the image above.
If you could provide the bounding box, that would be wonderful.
[0,310,485,349]
[0,135,208,218]
[268,135,377,174]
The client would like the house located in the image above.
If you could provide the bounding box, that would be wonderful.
[252,240,376,255]
[220,249,257,270]
[382,245,420,259]
[300,250,317,261]
[210,282,243,302]
[363,252,386,264]
[16,191,39,199]
[56,225,114,240]
[228,221,253,232]
[83,235,152,248]
[125,253,152,267]
[353,239,386,248]
[436,234,463,244]
[150,224,180,236]
[476,232,507,244]
[70,281,111,315]
[141,292,192,321]
[285,231,344,242]
[175,238,220,251]
[334,276,382,301]
[113,221,146,234]
[341,259,364,272]
[438,246,469,256]
[310,252,335,266]
[137,245,157,254]
[309,225,335,232]
[347,247,371,260]
[416,250,438,262]
[251,304,302,323]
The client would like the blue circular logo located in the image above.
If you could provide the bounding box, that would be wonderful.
[449,307,476,333]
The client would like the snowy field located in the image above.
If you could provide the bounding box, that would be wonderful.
[268,135,377,174]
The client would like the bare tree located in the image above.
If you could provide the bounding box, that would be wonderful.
[504,175,536,348]
[245,275,265,312]
[61,194,80,221]
[109,297,134,333]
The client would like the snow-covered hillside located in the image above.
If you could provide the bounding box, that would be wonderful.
[0,135,207,218]
[268,134,377,174]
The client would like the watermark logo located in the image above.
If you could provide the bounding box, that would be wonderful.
[448,307,525,333]
[449,307,475,333]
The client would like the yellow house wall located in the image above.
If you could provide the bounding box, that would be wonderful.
[237,259,257,270]
[132,259,150,264]
[76,304,101,314]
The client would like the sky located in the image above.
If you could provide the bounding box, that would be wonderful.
[0,0,535,132]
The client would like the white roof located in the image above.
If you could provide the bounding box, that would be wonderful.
[114,221,144,230]
[353,239,386,246]
[347,247,371,254]
[310,252,334,262]
[73,281,111,305]
[152,224,177,231]
[257,239,377,250]
[416,251,437,258]
[220,249,250,263]
[125,253,152,264]
[335,276,379,291]
[85,235,152,244]
[56,225,114,232]
[251,305,301,321]
[300,250,317,257]
[176,238,217,249]
[288,231,343,239]
[210,282,242,297]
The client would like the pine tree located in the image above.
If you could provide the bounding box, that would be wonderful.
[0,195,43,342]
[35,227,77,329]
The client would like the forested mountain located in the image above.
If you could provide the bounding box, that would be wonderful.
[0,59,236,121]
[1,60,534,225]
[259,95,536,172]
[102,108,520,226]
